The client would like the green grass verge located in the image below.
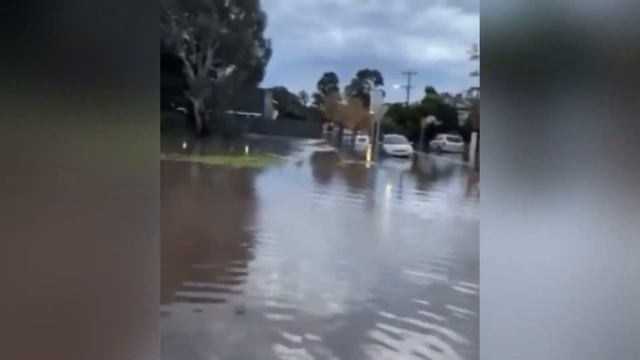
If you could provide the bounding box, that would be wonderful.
[161,153,282,168]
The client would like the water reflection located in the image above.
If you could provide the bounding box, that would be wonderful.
[310,150,341,186]
[162,133,296,157]
[161,161,257,307]
[162,141,479,360]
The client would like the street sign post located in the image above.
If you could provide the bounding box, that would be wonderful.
[369,87,387,162]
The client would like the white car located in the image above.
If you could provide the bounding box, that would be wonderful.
[429,134,465,153]
[381,134,414,157]
[354,134,370,152]
[341,129,354,144]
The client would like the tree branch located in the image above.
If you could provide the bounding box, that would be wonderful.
[179,50,196,83]
[203,42,219,76]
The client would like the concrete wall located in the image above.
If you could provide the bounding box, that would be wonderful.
[249,118,322,139]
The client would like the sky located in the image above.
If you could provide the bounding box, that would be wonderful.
[260,0,479,104]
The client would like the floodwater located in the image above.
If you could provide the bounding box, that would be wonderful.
[161,137,479,360]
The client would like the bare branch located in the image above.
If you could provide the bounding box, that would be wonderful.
[179,51,196,83]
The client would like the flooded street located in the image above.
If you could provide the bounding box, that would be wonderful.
[161,137,479,360]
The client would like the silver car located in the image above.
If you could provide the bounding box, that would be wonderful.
[381,134,414,157]
[429,134,464,153]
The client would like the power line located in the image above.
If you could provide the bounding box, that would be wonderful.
[401,70,418,107]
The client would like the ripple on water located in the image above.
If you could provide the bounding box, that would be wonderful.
[161,145,478,360]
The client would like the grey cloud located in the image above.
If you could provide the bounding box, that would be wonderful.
[261,0,479,101]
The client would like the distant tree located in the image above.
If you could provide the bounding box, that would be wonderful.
[345,68,384,109]
[161,0,271,135]
[468,43,480,77]
[385,103,423,140]
[467,43,480,132]
[384,85,460,144]
[356,68,384,87]
[424,86,439,98]
[298,90,310,106]
[433,102,459,132]
[440,92,454,105]
[315,72,341,125]
[270,86,307,120]
[419,86,458,133]
[316,72,340,96]
[420,86,441,114]
[466,43,480,100]
[311,92,324,107]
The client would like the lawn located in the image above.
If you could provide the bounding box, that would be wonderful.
[161,152,282,168]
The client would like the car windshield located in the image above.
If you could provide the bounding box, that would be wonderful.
[384,135,409,144]
[446,135,462,143]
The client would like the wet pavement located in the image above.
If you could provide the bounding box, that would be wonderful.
[161,136,479,360]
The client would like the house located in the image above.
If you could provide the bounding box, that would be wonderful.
[225,88,277,120]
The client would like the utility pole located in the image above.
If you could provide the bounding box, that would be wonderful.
[401,70,418,107]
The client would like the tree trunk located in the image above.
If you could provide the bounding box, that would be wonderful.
[191,98,204,135]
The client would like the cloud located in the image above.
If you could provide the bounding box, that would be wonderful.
[261,0,479,103]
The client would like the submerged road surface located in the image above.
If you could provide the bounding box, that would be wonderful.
[161,138,479,360]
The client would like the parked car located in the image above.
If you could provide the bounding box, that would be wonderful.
[341,129,354,144]
[354,134,370,152]
[429,134,464,153]
[381,134,414,158]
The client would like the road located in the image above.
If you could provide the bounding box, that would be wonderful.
[161,137,479,360]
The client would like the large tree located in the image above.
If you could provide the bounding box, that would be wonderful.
[385,86,460,144]
[419,86,458,132]
[161,0,272,135]
[311,92,324,108]
[313,72,340,122]
[316,72,340,96]
[297,90,310,106]
[420,86,441,115]
[270,86,307,120]
[345,68,384,109]
[424,86,439,98]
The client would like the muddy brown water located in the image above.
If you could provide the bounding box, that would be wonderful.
[161,137,479,360]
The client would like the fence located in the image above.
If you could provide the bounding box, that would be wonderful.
[235,116,323,139]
